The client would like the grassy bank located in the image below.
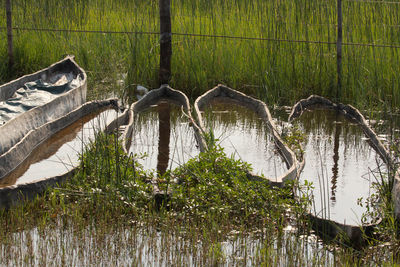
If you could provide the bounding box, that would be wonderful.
[1,0,400,107]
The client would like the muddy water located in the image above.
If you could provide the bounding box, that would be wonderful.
[128,102,199,174]
[202,102,288,179]
[294,109,386,225]
[0,109,119,187]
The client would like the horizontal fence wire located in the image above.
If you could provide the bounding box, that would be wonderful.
[1,26,400,49]
[344,0,400,4]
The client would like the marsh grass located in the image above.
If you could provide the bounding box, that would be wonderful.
[1,0,400,107]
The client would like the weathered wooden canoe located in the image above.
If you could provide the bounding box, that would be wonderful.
[0,98,130,209]
[289,95,388,246]
[194,84,304,186]
[122,84,205,155]
[0,56,87,180]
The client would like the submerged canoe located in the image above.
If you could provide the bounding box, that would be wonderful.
[0,99,130,209]
[0,56,87,180]
[122,85,204,203]
[289,95,389,245]
[194,85,303,186]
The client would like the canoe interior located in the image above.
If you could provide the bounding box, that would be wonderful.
[0,58,84,102]
[0,72,83,126]
[0,57,87,156]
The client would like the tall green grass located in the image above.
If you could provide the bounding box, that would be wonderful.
[1,0,400,107]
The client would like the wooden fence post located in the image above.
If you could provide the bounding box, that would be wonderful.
[159,0,172,85]
[336,0,343,100]
[6,0,14,69]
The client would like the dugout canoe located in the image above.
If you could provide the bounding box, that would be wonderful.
[0,99,131,209]
[194,84,304,186]
[289,95,388,247]
[0,56,87,180]
[121,84,204,207]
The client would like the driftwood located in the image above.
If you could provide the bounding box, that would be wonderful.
[194,84,304,186]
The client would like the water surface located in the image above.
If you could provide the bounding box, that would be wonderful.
[0,108,119,187]
[128,102,199,174]
[0,223,331,266]
[202,101,288,179]
[295,109,386,225]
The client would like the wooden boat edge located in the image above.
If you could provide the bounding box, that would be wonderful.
[0,99,128,209]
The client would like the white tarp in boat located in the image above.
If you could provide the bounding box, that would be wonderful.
[0,56,87,179]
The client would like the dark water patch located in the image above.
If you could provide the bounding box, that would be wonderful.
[128,102,199,173]
[202,101,288,179]
[0,109,119,187]
[295,109,386,225]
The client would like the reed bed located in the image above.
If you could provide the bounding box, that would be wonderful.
[0,0,400,107]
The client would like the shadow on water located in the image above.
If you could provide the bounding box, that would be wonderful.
[129,101,199,173]
[0,108,119,187]
[295,109,387,225]
[157,101,171,176]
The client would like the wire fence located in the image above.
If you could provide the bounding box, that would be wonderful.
[1,26,400,49]
[3,0,400,92]
[344,0,400,4]
[3,1,400,46]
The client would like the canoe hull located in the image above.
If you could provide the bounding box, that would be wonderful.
[0,56,87,179]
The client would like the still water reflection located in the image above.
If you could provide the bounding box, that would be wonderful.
[2,99,389,227]
[129,102,199,173]
[0,109,119,187]
[295,109,386,225]
[157,102,171,175]
[202,102,288,179]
